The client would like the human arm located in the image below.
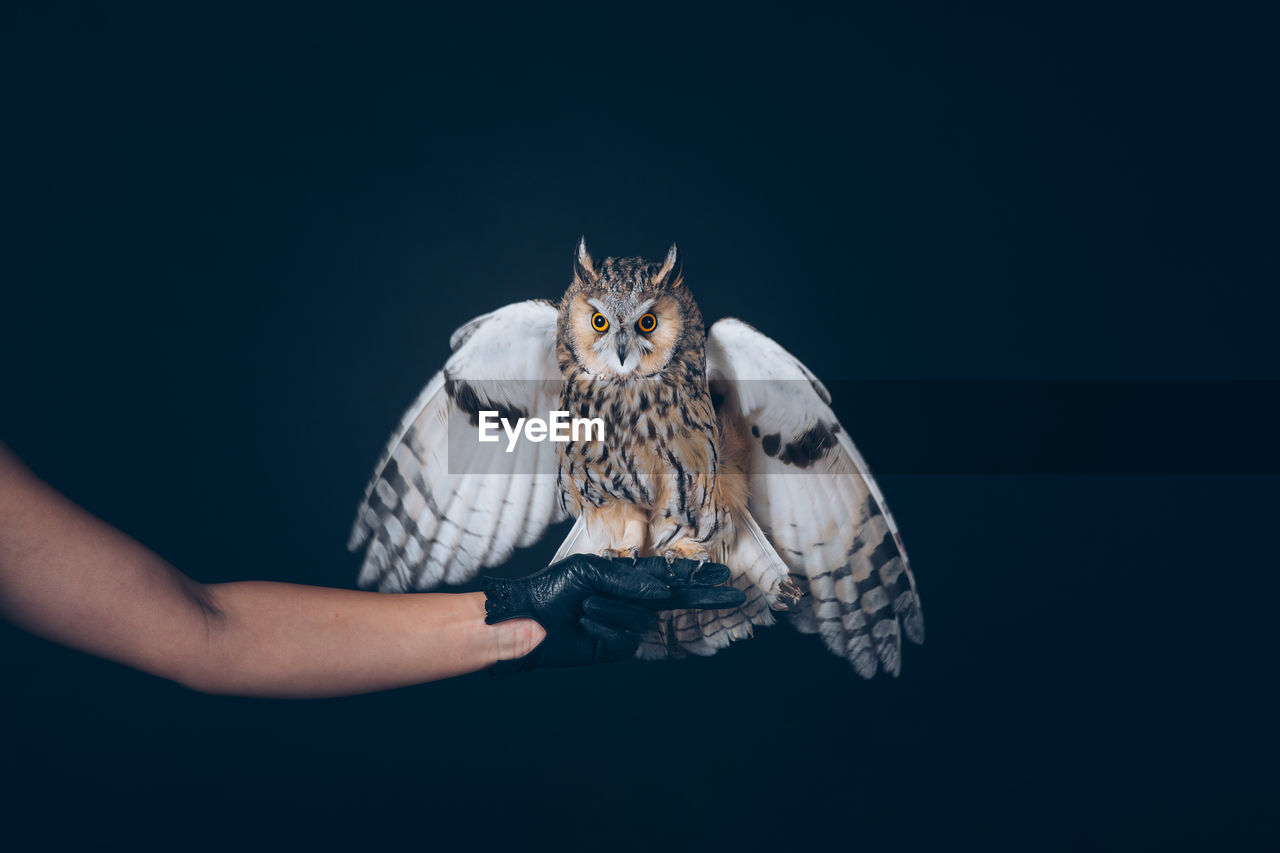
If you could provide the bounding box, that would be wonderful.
[0,441,548,696]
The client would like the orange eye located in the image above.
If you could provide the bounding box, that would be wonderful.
[636,313,657,333]
[591,312,609,332]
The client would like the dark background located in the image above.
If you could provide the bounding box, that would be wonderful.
[2,2,1277,850]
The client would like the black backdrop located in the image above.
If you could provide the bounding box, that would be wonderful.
[2,3,1277,850]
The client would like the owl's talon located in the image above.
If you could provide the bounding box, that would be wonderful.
[599,548,620,560]
[625,547,640,565]
[662,548,711,571]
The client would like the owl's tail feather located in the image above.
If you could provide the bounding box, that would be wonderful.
[638,509,800,660]
[550,515,594,564]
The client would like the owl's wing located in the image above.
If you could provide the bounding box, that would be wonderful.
[706,318,925,676]
[348,300,567,592]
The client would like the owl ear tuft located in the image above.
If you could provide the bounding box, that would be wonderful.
[654,242,682,287]
[574,236,596,283]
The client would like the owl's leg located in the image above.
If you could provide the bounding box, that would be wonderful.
[620,515,646,562]
[587,500,647,562]
[651,510,726,568]
[661,540,711,568]
[649,470,729,567]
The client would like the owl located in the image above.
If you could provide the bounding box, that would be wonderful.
[349,239,924,675]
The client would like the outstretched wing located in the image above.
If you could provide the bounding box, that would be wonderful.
[706,318,925,676]
[348,300,567,592]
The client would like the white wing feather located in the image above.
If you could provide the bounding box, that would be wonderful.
[348,300,566,591]
[705,318,924,676]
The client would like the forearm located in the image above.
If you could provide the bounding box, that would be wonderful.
[0,443,544,698]
[188,584,542,698]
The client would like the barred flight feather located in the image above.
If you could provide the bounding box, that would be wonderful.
[349,300,566,592]
[705,318,925,677]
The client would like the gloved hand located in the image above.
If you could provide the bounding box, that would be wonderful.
[481,553,745,674]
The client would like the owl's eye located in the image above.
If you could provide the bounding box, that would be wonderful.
[636,313,658,334]
[591,312,609,333]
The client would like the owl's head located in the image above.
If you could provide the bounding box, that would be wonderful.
[559,237,703,378]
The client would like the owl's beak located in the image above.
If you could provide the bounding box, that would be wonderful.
[615,333,629,365]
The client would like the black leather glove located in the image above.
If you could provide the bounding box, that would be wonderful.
[481,553,745,674]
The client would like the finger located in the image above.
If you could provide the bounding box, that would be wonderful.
[687,562,731,587]
[664,557,697,583]
[582,559,672,601]
[620,556,729,587]
[580,615,630,641]
[638,585,747,610]
[629,555,671,579]
[583,596,658,633]
[668,586,748,610]
[580,617,642,663]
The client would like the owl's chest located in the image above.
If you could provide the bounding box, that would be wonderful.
[556,379,718,507]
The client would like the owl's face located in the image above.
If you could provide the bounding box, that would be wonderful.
[560,240,697,379]
[566,290,683,377]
